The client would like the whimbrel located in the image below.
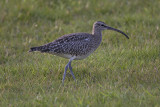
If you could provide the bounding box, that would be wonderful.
[29,21,129,84]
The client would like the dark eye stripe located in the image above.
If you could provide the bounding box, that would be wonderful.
[97,24,105,27]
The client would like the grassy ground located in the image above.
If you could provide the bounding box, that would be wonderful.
[0,0,160,106]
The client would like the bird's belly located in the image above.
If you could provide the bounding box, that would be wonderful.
[49,44,99,60]
[49,52,92,60]
[74,50,94,60]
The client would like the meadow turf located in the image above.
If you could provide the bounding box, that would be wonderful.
[0,0,160,106]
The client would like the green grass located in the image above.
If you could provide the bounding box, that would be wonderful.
[0,0,160,106]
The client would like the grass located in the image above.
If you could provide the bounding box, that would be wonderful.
[0,0,160,106]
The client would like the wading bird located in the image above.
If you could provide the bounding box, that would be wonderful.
[29,21,129,84]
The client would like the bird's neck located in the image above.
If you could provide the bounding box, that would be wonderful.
[92,27,102,37]
[92,27,102,46]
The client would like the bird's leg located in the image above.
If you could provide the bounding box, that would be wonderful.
[62,62,69,84]
[68,60,76,81]
[62,57,75,84]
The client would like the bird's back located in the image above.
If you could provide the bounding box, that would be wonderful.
[29,33,102,60]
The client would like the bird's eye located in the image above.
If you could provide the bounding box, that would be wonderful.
[101,24,105,27]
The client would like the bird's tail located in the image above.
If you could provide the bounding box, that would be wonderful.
[29,46,44,52]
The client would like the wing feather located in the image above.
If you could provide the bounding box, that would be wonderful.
[44,33,94,55]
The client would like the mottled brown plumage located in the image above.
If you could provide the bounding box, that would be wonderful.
[29,21,129,84]
[29,33,102,60]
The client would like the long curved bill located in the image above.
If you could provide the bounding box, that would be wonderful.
[105,26,129,39]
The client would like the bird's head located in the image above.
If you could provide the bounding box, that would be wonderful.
[93,21,129,39]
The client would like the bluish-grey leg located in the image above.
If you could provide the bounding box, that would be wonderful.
[62,57,75,84]
[68,61,76,81]
[62,63,69,84]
